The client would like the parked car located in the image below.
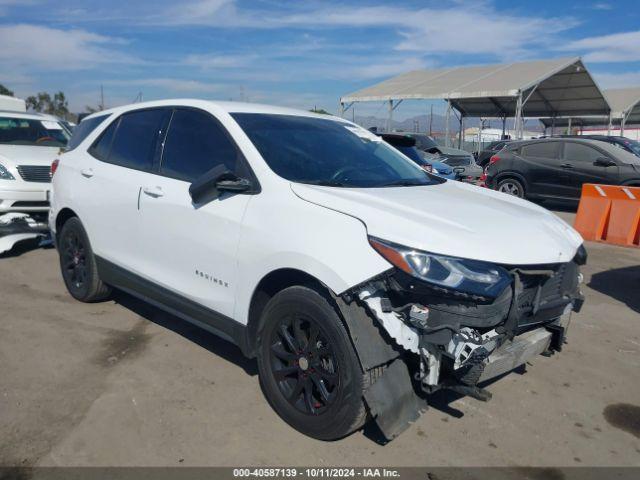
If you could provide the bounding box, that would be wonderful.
[476,140,511,168]
[51,100,585,441]
[378,133,456,180]
[0,109,71,252]
[483,137,640,201]
[550,135,640,158]
[399,132,483,179]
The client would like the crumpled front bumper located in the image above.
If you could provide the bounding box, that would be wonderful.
[479,303,573,382]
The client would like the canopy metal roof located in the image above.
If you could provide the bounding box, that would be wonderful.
[340,57,610,118]
[539,87,640,128]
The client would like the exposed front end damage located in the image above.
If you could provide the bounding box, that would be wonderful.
[0,212,50,254]
[339,249,586,441]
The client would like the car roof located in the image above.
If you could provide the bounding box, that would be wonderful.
[83,99,347,124]
[509,137,640,164]
[0,110,61,122]
[378,133,416,147]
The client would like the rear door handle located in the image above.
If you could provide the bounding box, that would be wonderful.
[142,186,164,198]
[80,168,94,178]
[560,163,574,169]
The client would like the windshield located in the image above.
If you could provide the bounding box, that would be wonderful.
[0,116,70,147]
[621,138,640,157]
[232,113,442,188]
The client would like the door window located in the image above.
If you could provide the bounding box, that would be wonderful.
[521,142,560,159]
[89,118,119,161]
[67,114,110,151]
[101,109,167,171]
[563,142,604,163]
[160,108,243,182]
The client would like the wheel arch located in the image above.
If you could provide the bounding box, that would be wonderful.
[494,171,529,193]
[244,268,336,358]
[54,207,80,240]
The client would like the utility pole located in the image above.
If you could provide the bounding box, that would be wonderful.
[428,104,433,135]
[100,85,105,111]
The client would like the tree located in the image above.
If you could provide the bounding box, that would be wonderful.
[309,107,330,115]
[0,84,14,96]
[25,91,69,118]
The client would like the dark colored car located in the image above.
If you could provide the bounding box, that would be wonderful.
[397,132,483,179]
[476,140,512,168]
[378,133,456,179]
[484,138,640,201]
[550,135,640,158]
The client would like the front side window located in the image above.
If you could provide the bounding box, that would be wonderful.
[521,141,560,159]
[232,113,441,188]
[106,109,167,171]
[161,108,243,182]
[564,142,603,163]
[0,116,69,147]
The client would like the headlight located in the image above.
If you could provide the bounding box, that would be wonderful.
[0,163,15,180]
[369,237,512,297]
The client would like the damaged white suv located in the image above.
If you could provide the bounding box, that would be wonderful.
[51,100,585,441]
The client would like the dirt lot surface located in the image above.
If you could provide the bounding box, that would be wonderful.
[1,209,639,467]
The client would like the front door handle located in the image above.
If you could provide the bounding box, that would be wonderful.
[80,168,94,178]
[560,163,574,169]
[142,186,164,198]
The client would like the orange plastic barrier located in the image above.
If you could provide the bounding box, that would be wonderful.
[574,184,640,248]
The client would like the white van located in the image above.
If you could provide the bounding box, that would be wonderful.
[50,100,585,441]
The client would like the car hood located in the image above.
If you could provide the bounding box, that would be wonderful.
[0,145,60,166]
[291,181,583,266]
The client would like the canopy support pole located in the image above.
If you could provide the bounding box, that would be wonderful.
[501,116,506,139]
[607,113,612,135]
[551,116,556,136]
[445,100,452,147]
[386,99,403,133]
[340,101,354,118]
[514,93,523,140]
[567,117,572,135]
[621,110,630,136]
[458,115,463,149]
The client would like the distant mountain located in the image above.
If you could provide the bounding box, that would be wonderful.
[351,114,542,134]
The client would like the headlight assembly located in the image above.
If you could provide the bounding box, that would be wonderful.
[0,163,15,180]
[369,237,512,297]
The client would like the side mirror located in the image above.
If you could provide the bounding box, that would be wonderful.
[594,157,616,167]
[189,167,252,204]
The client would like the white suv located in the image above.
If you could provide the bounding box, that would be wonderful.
[51,100,585,441]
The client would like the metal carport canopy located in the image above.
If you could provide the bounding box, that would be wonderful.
[340,57,610,118]
[539,87,640,128]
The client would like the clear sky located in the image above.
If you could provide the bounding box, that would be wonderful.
[1,0,638,119]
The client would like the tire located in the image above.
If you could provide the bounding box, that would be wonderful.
[58,217,111,302]
[256,286,366,440]
[497,177,525,198]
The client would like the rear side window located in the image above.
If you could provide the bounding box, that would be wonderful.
[160,108,242,182]
[90,119,118,161]
[564,142,603,163]
[104,109,167,171]
[521,142,560,159]
[66,114,109,151]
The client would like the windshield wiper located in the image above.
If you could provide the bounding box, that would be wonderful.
[379,180,427,187]
[304,180,350,187]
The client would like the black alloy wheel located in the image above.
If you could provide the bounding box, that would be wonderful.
[269,314,339,415]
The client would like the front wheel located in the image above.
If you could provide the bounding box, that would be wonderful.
[256,286,366,440]
[497,178,525,198]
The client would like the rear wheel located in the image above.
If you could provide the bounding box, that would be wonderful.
[58,217,111,302]
[497,178,525,198]
[256,286,366,440]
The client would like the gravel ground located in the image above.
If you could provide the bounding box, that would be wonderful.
[1,209,639,467]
